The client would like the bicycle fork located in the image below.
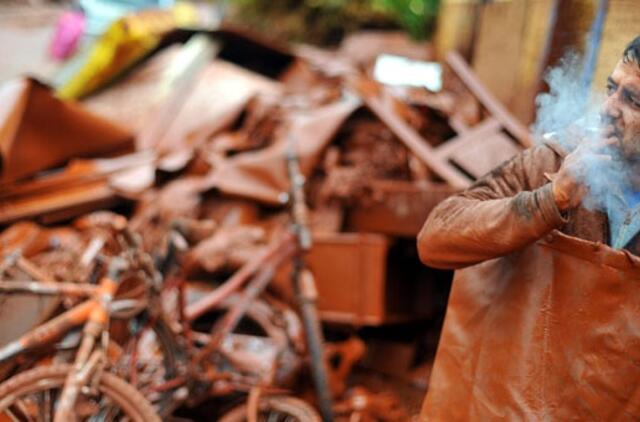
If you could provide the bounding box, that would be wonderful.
[54,277,117,422]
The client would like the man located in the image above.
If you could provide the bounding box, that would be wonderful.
[418,37,640,420]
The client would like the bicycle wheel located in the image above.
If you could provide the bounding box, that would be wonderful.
[219,395,322,422]
[190,293,304,387]
[0,364,161,422]
[114,316,183,416]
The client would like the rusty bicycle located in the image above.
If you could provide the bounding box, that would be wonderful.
[0,133,333,421]
[0,253,161,422]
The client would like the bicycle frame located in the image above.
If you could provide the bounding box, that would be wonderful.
[0,282,99,364]
[184,232,297,323]
[132,233,299,403]
[191,233,297,365]
[55,263,122,422]
[0,260,129,421]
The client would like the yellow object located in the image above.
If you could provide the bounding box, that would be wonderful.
[57,3,200,99]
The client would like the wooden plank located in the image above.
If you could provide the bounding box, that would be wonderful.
[434,117,501,160]
[0,181,116,224]
[358,86,472,189]
[592,0,640,93]
[434,0,479,60]
[448,115,470,134]
[470,0,559,125]
[450,131,523,178]
[0,152,154,200]
[511,0,559,124]
[472,0,527,108]
[447,51,533,147]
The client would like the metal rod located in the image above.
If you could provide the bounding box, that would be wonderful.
[0,280,98,297]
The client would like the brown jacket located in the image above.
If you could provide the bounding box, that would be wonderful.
[418,143,640,420]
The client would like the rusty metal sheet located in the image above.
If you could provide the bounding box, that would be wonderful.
[0,152,154,224]
[81,45,182,134]
[0,180,116,225]
[204,96,360,204]
[84,51,282,156]
[211,24,295,78]
[0,222,44,257]
[0,78,133,183]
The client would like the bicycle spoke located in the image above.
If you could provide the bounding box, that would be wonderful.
[37,390,53,422]
[5,408,22,422]
[8,398,36,422]
[94,395,125,422]
[22,398,39,422]
[47,390,56,422]
[0,365,159,422]
[4,406,25,422]
[106,405,123,422]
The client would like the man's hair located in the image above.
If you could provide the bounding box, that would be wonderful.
[623,36,640,65]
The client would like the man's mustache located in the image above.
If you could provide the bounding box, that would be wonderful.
[600,115,623,140]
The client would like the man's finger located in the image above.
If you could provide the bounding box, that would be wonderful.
[591,153,613,161]
[594,136,618,149]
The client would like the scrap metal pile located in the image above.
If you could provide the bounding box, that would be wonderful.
[0,25,531,421]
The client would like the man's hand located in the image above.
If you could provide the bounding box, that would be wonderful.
[552,137,617,211]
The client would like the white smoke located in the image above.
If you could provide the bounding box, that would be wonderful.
[533,52,630,216]
[533,52,594,142]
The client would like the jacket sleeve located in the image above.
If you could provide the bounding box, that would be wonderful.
[417,144,566,269]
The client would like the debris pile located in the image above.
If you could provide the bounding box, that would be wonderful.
[0,25,531,420]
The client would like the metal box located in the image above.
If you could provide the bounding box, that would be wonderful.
[346,181,456,237]
[307,232,438,326]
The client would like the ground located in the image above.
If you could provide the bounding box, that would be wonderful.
[0,4,61,84]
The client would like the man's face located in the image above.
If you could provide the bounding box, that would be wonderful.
[602,59,640,160]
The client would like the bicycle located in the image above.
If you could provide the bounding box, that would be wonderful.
[0,214,316,420]
[0,255,160,421]
[0,131,334,421]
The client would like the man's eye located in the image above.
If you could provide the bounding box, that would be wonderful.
[621,90,640,108]
[607,84,616,95]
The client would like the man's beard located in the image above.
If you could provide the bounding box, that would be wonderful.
[619,135,640,162]
[614,136,640,190]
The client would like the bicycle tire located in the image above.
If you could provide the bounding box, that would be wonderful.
[191,294,303,387]
[219,395,322,422]
[0,364,161,422]
[116,315,183,416]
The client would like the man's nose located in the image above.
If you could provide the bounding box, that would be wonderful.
[601,93,622,120]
